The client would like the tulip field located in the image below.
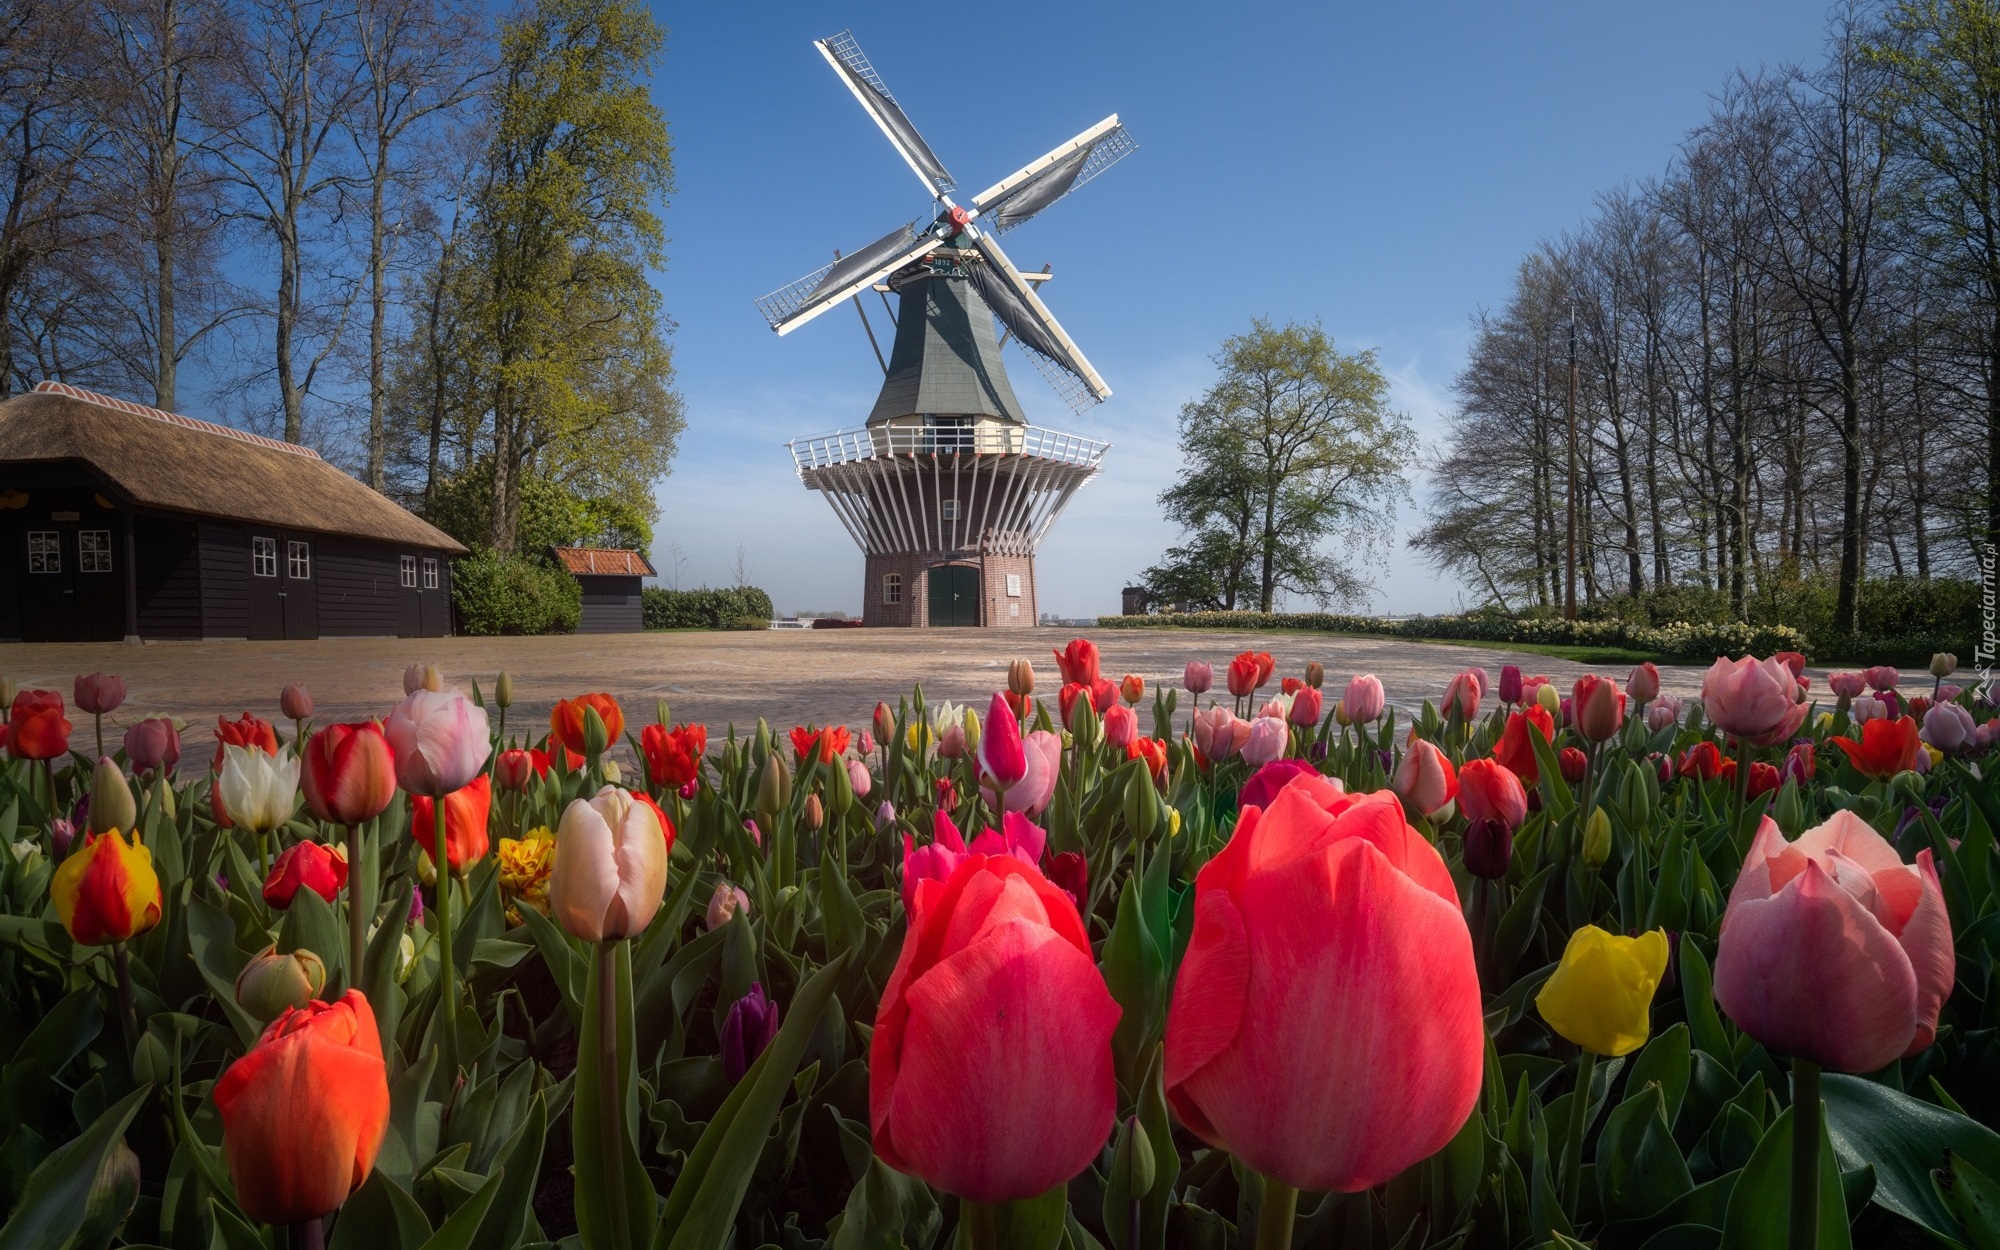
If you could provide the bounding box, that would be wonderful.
[2,643,1999,1250]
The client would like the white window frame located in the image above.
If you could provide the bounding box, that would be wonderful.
[252,536,277,577]
[882,572,902,604]
[28,531,59,574]
[287,540,311,580]
[940,499,960,522]
[79,530,113,573]
[422,557,439,590]
[1006,573,1022,597]
[400,555,417,588]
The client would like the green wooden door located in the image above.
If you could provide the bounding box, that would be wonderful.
[926,564,980,626]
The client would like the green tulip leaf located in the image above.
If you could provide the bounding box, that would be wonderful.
[331,1172,433,1250]
[1823,1072,2000,1248]
[658,950,850,1250]
[206,1198,273,1250]
[467,1091,548,1250]
[573,941,656,1250]
[278,882,344,984]
[827,1110,941,1250]
[1100,870,1167,1095]
[418,1167,504,1250]
[1627,1024,1694,1131]
[1935,1150,2000,1250]
[1718,1103,1851,1250]
[1678,937,1731,1063]
[958,1186,1068,1250]
[1598,1081,1694,1223]
[0,1085,148,1250]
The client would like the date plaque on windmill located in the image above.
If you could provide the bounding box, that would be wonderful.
[761,30,1134,627]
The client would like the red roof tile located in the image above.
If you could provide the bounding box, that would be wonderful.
[551,547,655,576]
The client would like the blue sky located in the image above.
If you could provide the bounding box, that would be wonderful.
[650,0,1835,618]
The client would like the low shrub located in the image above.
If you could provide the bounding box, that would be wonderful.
[1095,609,1808,659]
[642,586,776,630]
[452,548,581,635]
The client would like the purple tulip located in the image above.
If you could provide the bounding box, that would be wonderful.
[1498,665,1523,705]
[721,983,781,1082]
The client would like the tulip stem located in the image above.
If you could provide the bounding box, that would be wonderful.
[434,800,457,1081]
[290,1217,325,1250]
[94,712,105,760]
[346,824,366,990]
[597,940,630,1250]
[1790,1059,1821,1250]
[1255,1177,1297,1250]
[1561,1046,1598,1212]
[113,942,139,1060]
[962,1200,999,1250]
[1731,736,1753,850]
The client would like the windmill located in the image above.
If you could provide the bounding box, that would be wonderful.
[760,29,1134,627]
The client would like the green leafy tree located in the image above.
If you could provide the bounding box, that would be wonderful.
[1147,319,1414,611]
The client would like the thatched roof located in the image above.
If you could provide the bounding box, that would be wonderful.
[0,383,466,553]
[550,547,654,576]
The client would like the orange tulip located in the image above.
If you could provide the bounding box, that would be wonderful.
[5,689,72,760]
[549,693,624,757]
[640,723,706,789]
[263,840,349,909]
[1828,716,1923,781]
[214,990,389,1224]
[409,775,492,873]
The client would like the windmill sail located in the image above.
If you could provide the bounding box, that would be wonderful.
[756,222,933,334]
[972,117,1136,235]
[968,230,1111,412]
[817,31,955,197]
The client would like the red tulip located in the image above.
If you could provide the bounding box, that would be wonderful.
[1715,814,1953,1071]
[791,724,850,764]
[1573,674,1624,742]
[300,722,397,827]
[639,724,704,789]
[1678,741,1727,782]
[872,854,1119,1201]
[1058,679,1116,728]
[1558,746,1587,784]
[493,747,543,792]
[263,840,349,908]
[1127,736,1169,782]
[1458,758,1527,831]
[1281,676,1304,696]
[1290,686,1324,727]
[6,690,73,760]
[1782,742,1816,785]
[1773,651,1807,679]
[214,991,389,1224]
[1052,638,1101,686]
[1226,654,1261,699]
[212,712,279,772]
[1046,851,1088,911]
[1829,717,1923,781]
[1102,703,1137,749]
[410,775,492,873]
[1746,761,1781,799]
[1441,669,1482,720]
[979,692,1027,789]
[74,673,125,716]
[550,693,623,757]
[1164,777,1482,1192]
[1119,674,1145,705]
[1494,706,1554,784]
[1463,818,1513,880]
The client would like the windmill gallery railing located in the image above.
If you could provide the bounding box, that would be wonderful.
[786,424,1109,558]
[786,423,1110,472]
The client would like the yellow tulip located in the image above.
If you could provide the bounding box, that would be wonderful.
[498,829,558,926]
[52,828,163,946]
[1535,925,1669,1056]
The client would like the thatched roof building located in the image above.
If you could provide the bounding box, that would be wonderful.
[0,382,463,642]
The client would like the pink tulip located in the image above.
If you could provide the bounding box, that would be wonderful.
[1290,686,1324,727]
[705,880,750,931]
[1626,661,1661,706]
[1715,814,1953,1071]
[1391,737,1457,817]
[1240,716,1288,767]
[1644,696,1683,733]
[1102,704,1138,750]
[847,759,873,800]
[1441,670,1482,720]
[1939,683,1964,703]
[1863,666,1900,692]
[978,692,1027,789]
[1457,758,1527,831]
[548,787,672,942]
[1342,675,1384,725]
[1851,696,1887,725]
[1164,776,1483,1192]
[1184,662,1214,695]
[280,683,314,721]
[982,731,1059,816]
[123,717,181,775]
[1828,672,1866,701]
[902,812,968,912]
[1192,706,1249,763]
[936,723,967,760]
[74,673,126,716]
[383,689,489,797]
[1700,655,1802,742]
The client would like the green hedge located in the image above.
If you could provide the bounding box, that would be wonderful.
[1093,610,1810,660]
[642,586,775,630]
[452,549,581,635]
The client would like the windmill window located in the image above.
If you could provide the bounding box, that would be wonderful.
[423,558,439,589]
[882,572,902,604]
[1006,573,1021,597]
[401,555,417,588]
[287,540,311,580]
[28,531,59,573]
[252,537,277,577]
[940,499,960,522]
[80,530,113,573]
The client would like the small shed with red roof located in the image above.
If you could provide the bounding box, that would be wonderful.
[549,546,655,633]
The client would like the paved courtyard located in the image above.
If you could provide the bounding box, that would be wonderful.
[0,627,1718,763]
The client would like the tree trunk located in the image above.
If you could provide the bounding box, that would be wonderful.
[367,137,389,489]
[1834,336,1862,634]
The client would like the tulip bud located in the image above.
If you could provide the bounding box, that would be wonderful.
[1774,777,1806,837]
[804,793,825,832]
[1125,764,1162,839]
[1333,700,1351,727]
[705,880,750,931]
[755,753,791,823]
[601,758,622,783]
[829,751,855,812]
[495,670,514,708]
[721,984,781,1083]
[235,945,326,1021]
[1183,662,1213,696]
[875,800,898,834]
[1932,653,1958,679]
[279,682,314,721]
[1536,682,1561,716]
[0,677,14,708]
[1582,807,1611,867]
[1557,746,1587,785]
[74,672,126,716]
[1009,659,1036,698]
[874,701,896,747]
[847,758,873,801]
[1498,664,1523,705]
[1463,818,1513,880]
[582,704,610,760]
[1109,1114,1156,1199]
[1627,662,1661,706]
[1304,661,1324,690]
[88,756,136,835]
[1574,675,1623,742]
[1120,674,1145,705]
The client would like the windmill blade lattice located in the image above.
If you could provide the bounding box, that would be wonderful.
[817,31,956,197]
[972,118,1137,236]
